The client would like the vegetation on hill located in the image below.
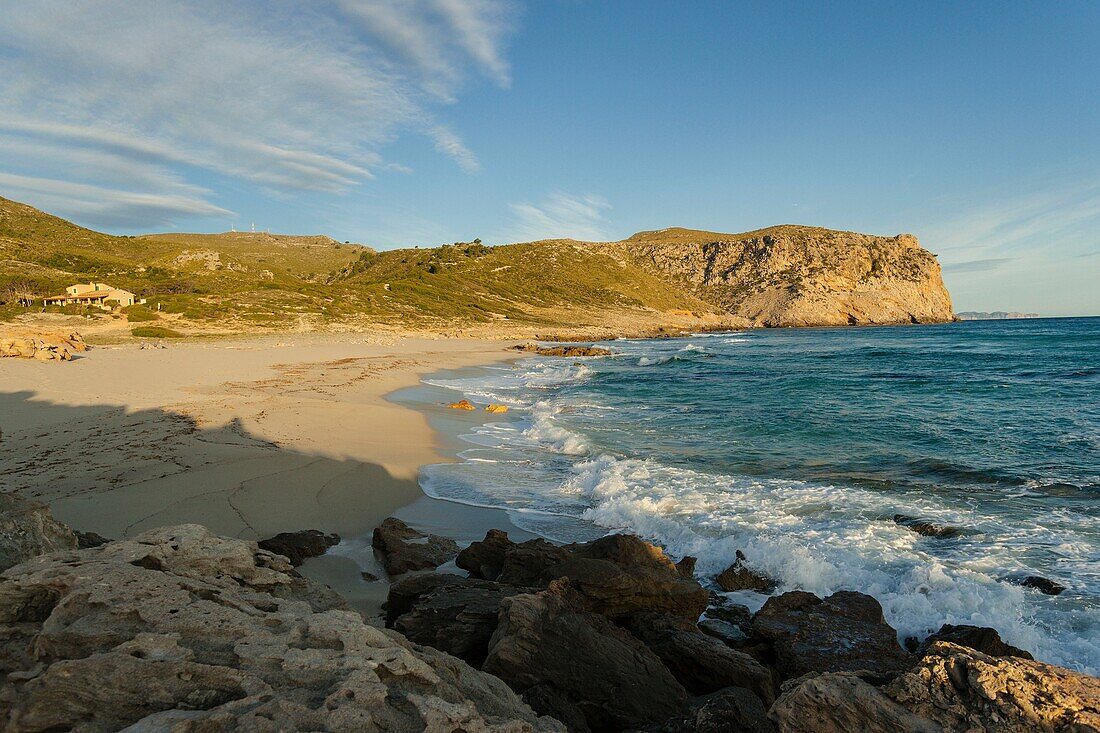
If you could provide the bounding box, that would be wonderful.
[0,196,953,337]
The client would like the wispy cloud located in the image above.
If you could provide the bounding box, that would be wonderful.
[941,257,1016,274]
[498,192,612,243]
[0,0,517,228]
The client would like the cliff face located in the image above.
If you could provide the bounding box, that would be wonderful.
[614,226,955,327]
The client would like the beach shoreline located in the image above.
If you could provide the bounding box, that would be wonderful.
[0,332,532,611]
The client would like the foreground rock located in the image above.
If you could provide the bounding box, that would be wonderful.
[372,517,460,575]
[0,331,87,362]
[751,591,912,681]
[484,585,689,732]
[655,686,774,733]
[625,613,775,704]
[257,529,339,566]
[888,641,1100,732]
[0,493,78,572]
[0,524,563,732]
[770,673,939,733]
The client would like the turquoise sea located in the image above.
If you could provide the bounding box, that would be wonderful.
[422,318,1100,672]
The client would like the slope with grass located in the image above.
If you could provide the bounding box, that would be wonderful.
[1,195,953,336]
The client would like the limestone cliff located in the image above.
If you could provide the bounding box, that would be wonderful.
[611,226,955,327]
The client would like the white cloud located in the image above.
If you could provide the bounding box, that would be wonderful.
[499,192,612,243]
[0,0,516,228]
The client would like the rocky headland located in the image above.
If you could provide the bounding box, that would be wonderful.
[2,495,1096,732]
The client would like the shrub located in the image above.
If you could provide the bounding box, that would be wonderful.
[131,326,183,338]
[123,304,159,322]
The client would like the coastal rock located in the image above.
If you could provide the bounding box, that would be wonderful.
[675,555,697,579]
[624,613,776,703]
[385,572,472,625]
[893,514,965,539]
[75,530,111,549]
[715,550,777,593]
[0,525,563,733]
[0,493,78,572]
[0,331,86,362]
[371,517,460,576]
[395,581,521,667]
[656,687,774,733]
[699,618,749,646]
[486,404,510,413]
[257,529,339,567]
[448,399,476,410]
[457,528,516,581]
[615,227,954,327]
[886,642,1100,732]
[519,341,616,354]
[751,591,911,680]
[543,535,708,619]
[769,673,940,733]
[483,586,689,732]
[916,623,1033,660]
[1018,575,1067,596]
[499,539,572,586]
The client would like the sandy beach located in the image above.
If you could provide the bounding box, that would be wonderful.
[0,333,531,608]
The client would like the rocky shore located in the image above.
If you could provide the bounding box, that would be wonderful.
[1,497,1097,732]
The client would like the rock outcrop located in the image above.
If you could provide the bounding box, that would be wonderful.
[0,524,563,732]
[0,493,78,572]
[770,673,940,733]
[715,550,777,592]
[887,642,1100,732]
[751,591,912,681]
[483,586,690,732]
[371,517,460,575]
[614,226,954,327]
[916,623,1033,660]
[0,331,87,361]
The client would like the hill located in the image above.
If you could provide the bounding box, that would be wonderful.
[612,226,954,327]
[0,196,954,338]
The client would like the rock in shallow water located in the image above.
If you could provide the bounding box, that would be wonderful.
[371,517,460,576]
[916,623,1033,660]
[715,550,777,593]
[257,529,339,567]
[893,514,966,539]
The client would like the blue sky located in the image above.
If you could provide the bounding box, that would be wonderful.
[1,1,1098,315]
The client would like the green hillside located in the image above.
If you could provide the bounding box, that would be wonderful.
[0,196,723,335]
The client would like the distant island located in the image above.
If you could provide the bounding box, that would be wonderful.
[957,311,1040,320]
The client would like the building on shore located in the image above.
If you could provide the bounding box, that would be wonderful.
[43,283,145,309]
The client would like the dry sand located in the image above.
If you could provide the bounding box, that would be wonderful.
[0,334,518,546]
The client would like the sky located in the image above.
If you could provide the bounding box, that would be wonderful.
[1,1,1098,316]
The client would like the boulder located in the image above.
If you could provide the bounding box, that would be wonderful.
[751,591,911,680]
[486,404,510,413]
[0,493,78,572]
[499,538,571,586]
[385,571,472,626]
[769,673,940,733]
[448,399,476,410]
[543,534,708,619]
[371,517,459,575]
[916,623,1033,660]
[624,613,776,704]
[0,525,563,732]
[257,529,339,567]
[456,528,516,581]
[395,581,521,667]
[75,530,111,549]
[699,618,749,646]
[527,345,612,357]
[1018,575,1067,596]
[715,550,776,593]
[483,586,689,732]
[893,514,965,539]
[656,686,774,733]
[886,641,1100,732]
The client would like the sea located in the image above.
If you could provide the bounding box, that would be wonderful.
[419,317,1100,673]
